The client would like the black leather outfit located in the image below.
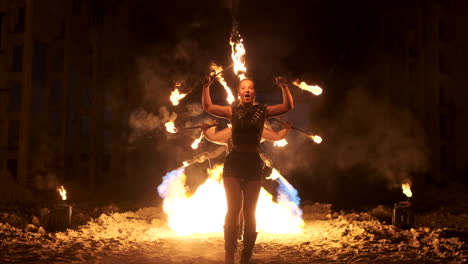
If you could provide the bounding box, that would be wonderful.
[223,102,267,181]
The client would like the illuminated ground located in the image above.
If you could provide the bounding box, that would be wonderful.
[0,206,466,264]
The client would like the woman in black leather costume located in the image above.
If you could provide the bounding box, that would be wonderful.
[202,76,294,264]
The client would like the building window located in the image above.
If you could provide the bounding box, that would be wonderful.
[438,50,447,74]
[440,113,448,140]
[32,41,47,112]
[440,145,448,173]
[8,82,21,112]
[438,19,448,43]
[14,7,25,32]
[0,13,4,49]
[439,83,448,106]
[11,44,23,72]
[7,120,20,151]
[51,111,61,138]
[6,159,18,180]
[53,49,64,72]
[50,80,63,105]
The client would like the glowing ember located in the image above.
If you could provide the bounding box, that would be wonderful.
[57,185,67,201]
[230,34,247,80]
[210,63,235,104]
[191,133,204,149]
[169,82,188,106]
[402,183,412,198]
[165,121,177,134]
[157,165,304,235]
[311,135,322,144]
[273,139,288,147]
[292,81,322,96]
[182,161,189,167]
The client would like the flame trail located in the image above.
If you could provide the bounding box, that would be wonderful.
[311,135,322,144]
[292,81,322,96]
[170,82,188,106]
[210,63,235,104]
[157,165,304,235]
[230,33,247,80]
[273,139,288,147]
[165,121,177,134]
[191,132,204,149]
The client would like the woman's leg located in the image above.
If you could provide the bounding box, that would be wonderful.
[240,180,262,264]
[223,177,242,264]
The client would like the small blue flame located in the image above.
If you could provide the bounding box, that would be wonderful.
[157,167,185,198]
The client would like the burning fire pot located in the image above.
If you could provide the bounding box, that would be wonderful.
[48,185,72,231]
[49,204,72,231]
[392,201,414,229]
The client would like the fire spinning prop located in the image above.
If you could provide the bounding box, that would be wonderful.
[169,82,188,106]
[292,80,323,96]
[210,63,235,104]
[164,121,177,134]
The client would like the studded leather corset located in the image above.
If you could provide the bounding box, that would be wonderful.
[231,103,267,146]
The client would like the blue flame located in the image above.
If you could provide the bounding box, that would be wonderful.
[277,175,302,217]
[157,167,185,199]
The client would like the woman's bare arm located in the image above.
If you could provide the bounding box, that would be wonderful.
[261,120,292,141]
[202,126,231,145]
[202,76,232,119]
[266,76,294,117]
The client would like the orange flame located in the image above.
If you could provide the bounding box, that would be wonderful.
[230,35,247,80]
[57,185,67,201]
[165,121,177,134]
[210,63,235,104]
[273,139,288,147]
[311,135,322,144]
[170,82,188,106]
[402,183,412,198]
[292,81,322,96]
[158,165,304,235]
[191,133,204,149]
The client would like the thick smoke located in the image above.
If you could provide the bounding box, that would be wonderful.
[268,88,428,188]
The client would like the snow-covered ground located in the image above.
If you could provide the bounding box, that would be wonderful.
[0,206,466,264]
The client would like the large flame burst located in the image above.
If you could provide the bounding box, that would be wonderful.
[158,165,304,235]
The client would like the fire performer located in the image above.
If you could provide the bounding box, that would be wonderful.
[202,76,294,264]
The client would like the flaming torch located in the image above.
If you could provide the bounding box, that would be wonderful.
[210,63,235,104]
[292,81,322,96]
[57,185,67,201]
[392,182,414,229]
[170,82,188,106]
[191,133,204,149]
[230,33,247,80]
[165,120,177,134]
[273,139,288,147]
[50,185,72,231]
[291,125,323,144]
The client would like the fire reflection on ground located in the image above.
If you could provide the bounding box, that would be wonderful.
[0,205,465,263]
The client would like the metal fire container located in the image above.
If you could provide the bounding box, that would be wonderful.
[392,201,414,229]
[49,204,72,231]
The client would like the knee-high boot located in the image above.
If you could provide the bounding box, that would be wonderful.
[224,225,238,264]
[240,232,258,264]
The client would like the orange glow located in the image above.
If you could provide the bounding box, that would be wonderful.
[158,165,304,235]
[165,121,177,134]
[191,132,204,149]
[210,63,235,104]
[311,135,322,144]
[169,82,188,106]
[402,183,412,198]
[230,35,247,80]
[292,81,322,96]
[57,185,67,201]
[273,139,288,147]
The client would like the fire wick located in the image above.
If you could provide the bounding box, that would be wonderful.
[211,63,234,78]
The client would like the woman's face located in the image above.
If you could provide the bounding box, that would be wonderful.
[238,79,256,104]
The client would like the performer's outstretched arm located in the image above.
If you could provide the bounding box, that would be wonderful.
[202,126,231,145]
[202,76,232,119]
[262,120,292,141]
[266,76,294,117]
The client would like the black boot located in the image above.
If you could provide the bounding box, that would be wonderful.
[224,225,238,264]
[240,232,258,264]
